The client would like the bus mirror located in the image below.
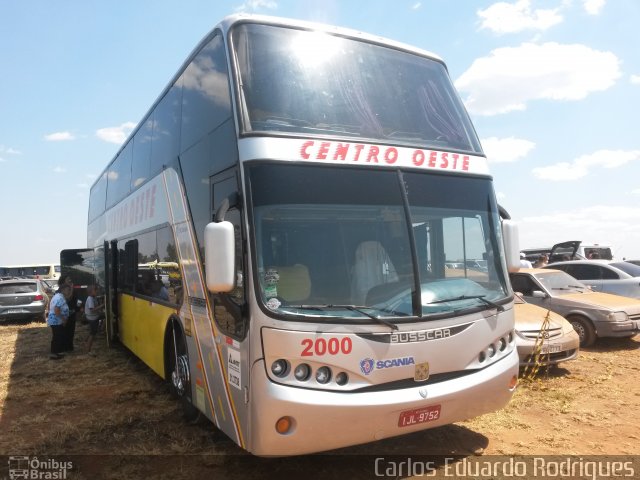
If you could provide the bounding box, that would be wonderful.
[204,221,235,293]
[214,198,230,223]
[501,220,520,272]
[214,193,240,223]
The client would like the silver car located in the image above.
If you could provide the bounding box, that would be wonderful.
[0,279,50,322]
[510,268,640,347]
[543,260,640,299]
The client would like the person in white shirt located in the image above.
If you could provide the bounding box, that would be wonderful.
[519,252,533,268]
[84,284,104,356]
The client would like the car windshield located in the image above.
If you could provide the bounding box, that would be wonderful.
[232,23,482,153]
[611,262,640,277]
[248,163,509,321]
[534,271,588,293]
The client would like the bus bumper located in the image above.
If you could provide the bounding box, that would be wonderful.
[248,348,519,456]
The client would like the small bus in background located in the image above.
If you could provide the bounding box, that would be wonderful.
[68,14,521,456]
[0,263,60,280]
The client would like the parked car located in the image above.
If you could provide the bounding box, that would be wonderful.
[509,268,640,347]
[41,278,58,297]
[522,240,614,263]
[542,260,640,299]
[0,279,50,323]
[513,293,579,367]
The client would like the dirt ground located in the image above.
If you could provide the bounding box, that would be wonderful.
[0,321,638,479]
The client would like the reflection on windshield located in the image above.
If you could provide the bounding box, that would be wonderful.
[232,23,482,153]
[535,271,588,293]
[248,164,509,321]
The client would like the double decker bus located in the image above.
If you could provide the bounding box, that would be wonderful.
[81,15,521,456]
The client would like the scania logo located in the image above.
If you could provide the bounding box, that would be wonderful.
[360,358,375,376]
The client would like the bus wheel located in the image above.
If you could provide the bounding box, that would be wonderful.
[166,319,201,423]
[567,315,596,348]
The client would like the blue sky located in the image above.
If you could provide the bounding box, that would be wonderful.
[1,0,639,265]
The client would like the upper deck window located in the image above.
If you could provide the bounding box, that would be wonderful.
[232,23,482,154]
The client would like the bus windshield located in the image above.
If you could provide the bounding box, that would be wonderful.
[232,23,482,154]
[248,164,509,321]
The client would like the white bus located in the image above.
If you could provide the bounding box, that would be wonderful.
[79,15,521,456]
[0,263,60,280]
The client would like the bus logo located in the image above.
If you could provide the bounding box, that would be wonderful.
[360,358,375,376]
[414,362,430,382]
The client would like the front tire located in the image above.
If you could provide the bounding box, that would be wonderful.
[568,315,596,347]
[166,318,201,422]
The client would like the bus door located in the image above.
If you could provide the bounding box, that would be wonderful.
[209,171,250,439]
[103,240,119,347]
[60,248,96,306]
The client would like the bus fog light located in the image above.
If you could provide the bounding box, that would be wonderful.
[316,366,332,384]
[271,359,289,377]
[294,363,311,381]
[276,416,294,434]
[335,372,348,386]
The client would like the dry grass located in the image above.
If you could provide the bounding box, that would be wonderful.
[1,322,639,477]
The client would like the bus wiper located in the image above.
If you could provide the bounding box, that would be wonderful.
[330,305,399,330]
[426,295,504,312]
[289,304,399,330]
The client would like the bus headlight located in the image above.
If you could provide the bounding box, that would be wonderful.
[315,366,332,384]
[271,359,289,377]
[294,363,311,381]
[335,372,349,386]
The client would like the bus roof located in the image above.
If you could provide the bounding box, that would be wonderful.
[90,14,447,192]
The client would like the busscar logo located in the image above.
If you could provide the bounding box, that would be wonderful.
[357,322,472,344]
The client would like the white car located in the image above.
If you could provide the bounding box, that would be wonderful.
[543,260,640,299]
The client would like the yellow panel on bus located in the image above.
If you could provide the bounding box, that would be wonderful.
[118,293,175,378]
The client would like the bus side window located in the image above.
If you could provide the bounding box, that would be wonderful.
[157,226,183,306]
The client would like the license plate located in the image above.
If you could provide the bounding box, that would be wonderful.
[398,404,441,428]
[6,309,26,314]
[541,344,562,354]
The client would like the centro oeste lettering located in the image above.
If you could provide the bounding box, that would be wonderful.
[299,140,470,172]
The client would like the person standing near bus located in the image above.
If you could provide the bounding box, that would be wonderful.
[58,275,81,352]
[84,284,104,356]
[47,284,72,360]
